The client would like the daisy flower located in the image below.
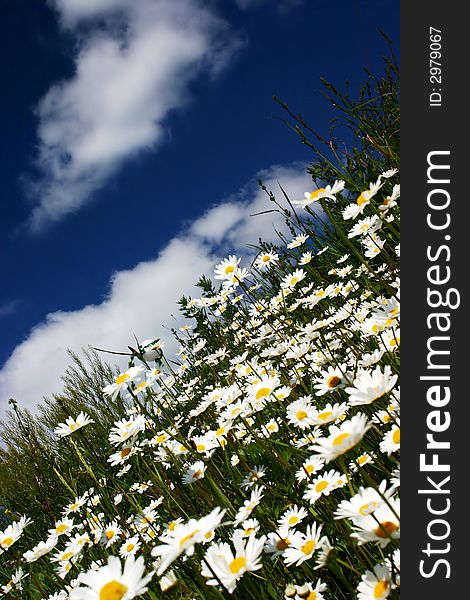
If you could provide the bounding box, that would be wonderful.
[255,251,279,269]
[295,455,325,482]
[357,562,392,600]
[102,366,145,400]
[287,233,309,249]
[1,518,30,553]
[201,531,266,594]
[119,536,141,558]
[350,497,400,548]
[293,180,345,207]
[100,521,122,548]
[349,452,376,472]
[286,580,327,600]
[264,526,295,559]
[108,444,136,466]
[379,423,400,455]
[69,554,153,600]
[233,486,265,525]
[303,470,344,504]
[241,466,266,489]
[54,412,94,438]
[282,522,324,567]
[63,494,89,516]
[50,543,82,564]
[151,507,226,575]
[345,365,398,406]
[310,413,372,463]
[281,268,307,290]
[299,251,313,265]
[334,480,394,522]
[286,397,316,429]
[23,536,59,562]
[278,505,309,529]
[108,414,147,446]
[310,402,348,425]
[313,366,348,396]
[182,460,206,485]
[236,518,260,538]
[347,215,382,238]
[342,180,382,220]
[363,234,385,258]
[214,255,241,280]
[247,375,281,403]
[49,517,76,538]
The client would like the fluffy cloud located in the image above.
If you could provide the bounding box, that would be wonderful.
[28,0,240,232]
[0,163,311,414]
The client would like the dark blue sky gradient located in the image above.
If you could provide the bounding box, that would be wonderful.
[0,0,399,366]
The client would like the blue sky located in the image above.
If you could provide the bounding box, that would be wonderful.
[0,0,399,413]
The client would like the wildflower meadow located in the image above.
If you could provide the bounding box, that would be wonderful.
[0,55,400,599]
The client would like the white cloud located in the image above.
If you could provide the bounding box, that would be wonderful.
[28,0,241,232]
[1,163,311,414]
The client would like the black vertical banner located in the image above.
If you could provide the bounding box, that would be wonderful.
[401,2,465,597]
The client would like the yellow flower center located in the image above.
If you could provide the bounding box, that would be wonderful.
[307,593,317,600]
[99,581,128,600]
[105,530,115,540]
[288,516,298,525]
[317,411,333,421]
[305,464,315,474]
[332,432,351,446]
[56,524,68,534]
[309,188,326,200]
[196,444,206,452]
[315,480,329,493]
[156,434,167,444]
[1,537,13,548]
[120,447,132,458]
[375,521,399,538]
[70,502,80,511]
[62,551,74,560]
[216,427,225,437]
[179,529,200,547]
[356,191,370,206]
[374,581,389,598]
[262,255,271,262]
[296,410,308,421]
[229,556,247,574]
[300,540,316,555]
[115,373,130,385]
[357,455,369,465]
[327,375,341,388]
[244,527,255,536]
[276,538,290,551]
[392,428,400,444]
[126,543,135,552]
[359,501,378,515]
[225,265,235,274]
[256,387,271,399]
